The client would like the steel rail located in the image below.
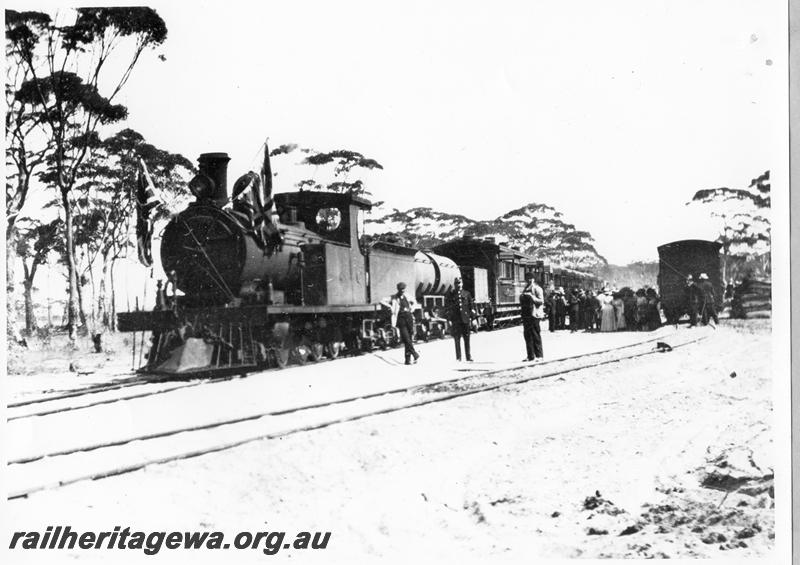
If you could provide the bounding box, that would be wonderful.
[8,332,708,499]
[8,329,676,420]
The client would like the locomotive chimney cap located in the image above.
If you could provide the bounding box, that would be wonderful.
[199,152,231,160]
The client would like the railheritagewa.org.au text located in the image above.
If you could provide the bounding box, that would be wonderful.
[9,525,331,556]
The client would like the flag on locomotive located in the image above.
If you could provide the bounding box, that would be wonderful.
[229,142,283,253]
[136,141,284,268]
[135,158,162,268]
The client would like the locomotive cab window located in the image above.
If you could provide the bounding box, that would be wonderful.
[315,207,342,232]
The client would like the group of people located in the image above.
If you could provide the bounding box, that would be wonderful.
[685,273,719,326]
[383,275,547,366]
[545,286,663,333]
[384,271,708,366]
[382,278,476,365]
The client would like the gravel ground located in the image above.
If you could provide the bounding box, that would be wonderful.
[5,320,774,562]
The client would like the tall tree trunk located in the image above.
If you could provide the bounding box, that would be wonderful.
[98,255,108,329]
[22,263,36,335]
[62,189,81,342]
[7,228,19,341]
[87,244,97,331]
[23,282,35,335]
[77,278,87,330]
[110,258,117,331]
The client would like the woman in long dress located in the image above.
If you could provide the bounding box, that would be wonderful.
[623,289,637,330]
[646,288,662,330]
[600,290,616,332]
[635,289,649,331]
[612,292,626,330]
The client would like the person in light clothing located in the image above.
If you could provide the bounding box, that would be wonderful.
[698,273,718,325]
[381,282,421,365]
[599,288,616,332]
[520,273,545,361]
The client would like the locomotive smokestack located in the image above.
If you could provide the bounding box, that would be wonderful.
[198,152,231,207]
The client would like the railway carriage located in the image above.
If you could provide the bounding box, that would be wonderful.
[432,236,531,327]
[657,239,722,324]
[526,260,599,293]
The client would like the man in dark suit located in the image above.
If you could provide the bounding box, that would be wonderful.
[445,277,475,361]
[520,273,545,361]
[685,275,702,327]
[698,273,719,325]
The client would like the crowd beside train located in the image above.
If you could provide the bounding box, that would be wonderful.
[383,271,720,366]
[543,273,719,333]
[543,286,664,333]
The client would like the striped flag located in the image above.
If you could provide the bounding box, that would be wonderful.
[230,172,264,247]
[229,140,283,254]
[135,158,162,267]
[259,140,282,252]
[260,139,274,214]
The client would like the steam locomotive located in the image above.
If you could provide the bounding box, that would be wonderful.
[118,151,599,377]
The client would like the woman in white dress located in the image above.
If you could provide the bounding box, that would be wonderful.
[599,289,616,332]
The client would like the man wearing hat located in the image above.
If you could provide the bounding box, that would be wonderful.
[698,273,719,325]
[383,282,421,364]
[445,277,475,361]
[684,275,702,327]
[555,287,567,330]
[520,272,545,361]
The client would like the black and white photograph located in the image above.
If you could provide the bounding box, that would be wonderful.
[3,1,792,562]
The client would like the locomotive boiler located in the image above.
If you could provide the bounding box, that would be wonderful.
[119,151,459,375]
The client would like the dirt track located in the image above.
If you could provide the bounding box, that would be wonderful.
[6,321,774,561]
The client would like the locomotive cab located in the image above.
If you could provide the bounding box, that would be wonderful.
[274,191,372,306]
[274,191,371,247]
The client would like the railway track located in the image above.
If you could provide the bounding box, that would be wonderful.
[8,326,485,418]
[7,328,710,500]
[7,374,243,421]
[8,373,149,408]
[7,327,673,421]
[7,327,683,421]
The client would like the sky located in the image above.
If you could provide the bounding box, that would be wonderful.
[15,0,788,265]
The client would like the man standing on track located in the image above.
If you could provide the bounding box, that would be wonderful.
[520,273,545,361]
[383,282,421,365]
[698,273,719,326]
[685,275,702,327]
[445,277,475,361]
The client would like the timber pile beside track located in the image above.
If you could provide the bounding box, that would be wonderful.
[7,328,709,500]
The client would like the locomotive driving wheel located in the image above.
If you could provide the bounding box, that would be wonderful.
[375,328,389,350]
